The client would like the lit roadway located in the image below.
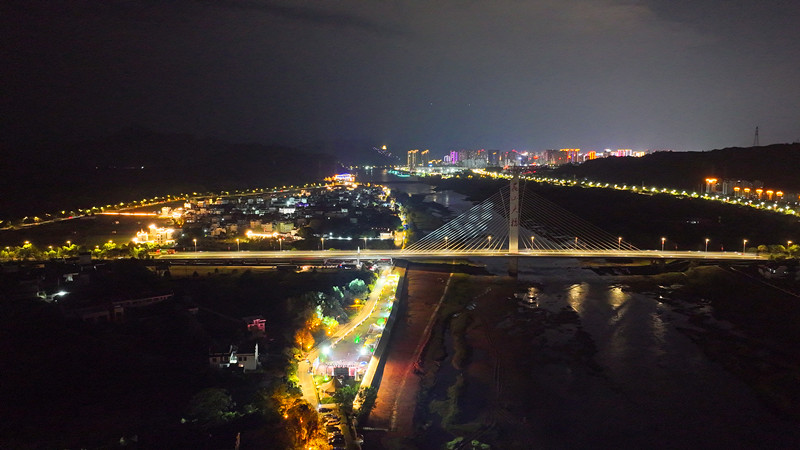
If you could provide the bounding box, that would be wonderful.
[155,249,765,262]
[297,269,390,408]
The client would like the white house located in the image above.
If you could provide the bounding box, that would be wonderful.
[209,344,260,371]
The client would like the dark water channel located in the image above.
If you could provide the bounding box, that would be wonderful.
[356,168,474,216]
[481,258,800,449]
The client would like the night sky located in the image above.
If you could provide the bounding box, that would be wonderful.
[3,0,799,153]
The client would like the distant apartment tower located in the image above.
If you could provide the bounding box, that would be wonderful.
[449,150,459,164]
[407,149,419,168]
[488,150,500,166]
[560,149,579,164]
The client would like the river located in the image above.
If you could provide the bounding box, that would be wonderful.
[356,168,474,216]
[468,257,800,448]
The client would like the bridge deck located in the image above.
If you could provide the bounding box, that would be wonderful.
[155,249,764,262]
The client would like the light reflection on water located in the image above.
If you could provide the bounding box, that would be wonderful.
[483,244,799,446]
[566,282,587,313]
[608,285,627,309]
[650,308,667,354]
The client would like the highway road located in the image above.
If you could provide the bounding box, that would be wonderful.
[156,249,765,261]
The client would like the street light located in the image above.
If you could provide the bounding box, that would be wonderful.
[661,237,666,252]
[321,237,325,250]
[193,238,197,252]
[363,237,368,250]
[705,238,709,252]
[236,238,240,252]
[487,235,492,249]
[742,239,748,254]
[618,237,622,250]
[531,236,535,249]
[443,236,448,249]
[279,238,283,251]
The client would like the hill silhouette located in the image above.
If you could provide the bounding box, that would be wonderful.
[554,143,800,192]
[0,128,338,220]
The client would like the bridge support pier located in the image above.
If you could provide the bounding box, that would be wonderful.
[508,256,519,278]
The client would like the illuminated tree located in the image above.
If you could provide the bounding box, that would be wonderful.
[348,278,368,296]
[321,316,339,336]
[295,327,315,352]
[356,386,378,422]
[18,242,41,260]
[332,384,358,416]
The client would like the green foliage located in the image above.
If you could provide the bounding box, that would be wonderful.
[356,385,379,422]
[187,388,239,427]
[321,315,339,330]
[348,278,368,296]
[332,384,358,416]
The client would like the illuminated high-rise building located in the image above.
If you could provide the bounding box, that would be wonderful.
[559,149,579,164]
[449,150,459,164]
[488,150,500,166]
[407,149,419,168]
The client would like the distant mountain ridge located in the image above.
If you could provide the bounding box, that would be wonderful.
[554,143,800,192]
[298,139,400,166]
[0,128,339,220]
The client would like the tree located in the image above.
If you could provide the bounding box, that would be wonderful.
[187,388,238,427]
[356,386,378,421]
[285,399,320,446]
[296,226,315,239]
[348,278,368,296]
[332,384,358,416]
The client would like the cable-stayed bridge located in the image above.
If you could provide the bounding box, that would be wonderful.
[157,176,763,264]
[404,183,635,254]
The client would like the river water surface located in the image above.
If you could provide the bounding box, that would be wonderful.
[476,258,800,448]
[357,168,474,216]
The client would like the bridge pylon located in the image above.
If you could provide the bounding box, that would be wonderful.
[508,168,521,254]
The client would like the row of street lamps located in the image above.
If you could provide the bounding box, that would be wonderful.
[658,237,754,253]
[188,235,792,254]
